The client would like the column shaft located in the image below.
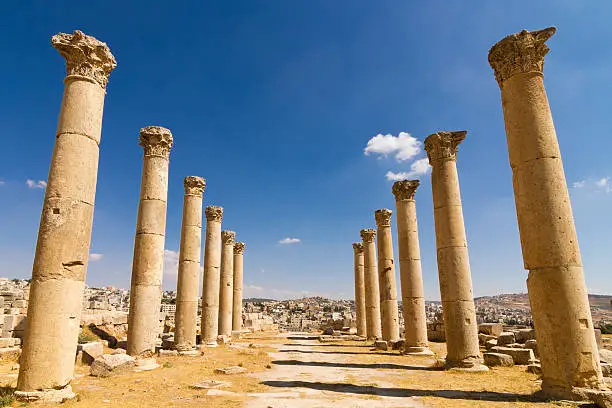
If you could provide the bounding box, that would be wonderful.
[360,229,382,340]
[353,243,367,337]
[218,231,235,336]
[18,31,115,393]
[375,210,400,342]
[393,180,431,354]
[127,127,173,357]
[201,206,223,345]
[174,177,205,351]
[489,28,603,396]
[425,131,483,370]
[232,242,245,331]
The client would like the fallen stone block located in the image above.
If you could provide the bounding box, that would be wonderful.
[524,339,538,356]
[491,346,535,365]
[217,335,231,345]
[79,342,103,365]
[0,338,17,348]
[191,380,231,389]
[478,323,503,337]
[214,366,247,375]
[374,340,388,351]
[601,363,612,378]
[497,332,516,346]
[158,349,178,357]
[0,346,20,361]
[390,339,405,351]
[515,329,536,343]
[90,354,135,377]
[111,348,126,355]
[485,339,497,350]
[478,334,496,345]
[527,363,542,374]
[483,352,514,367]
[600,349,612,364]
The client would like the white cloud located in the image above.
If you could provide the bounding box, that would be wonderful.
[385,157,431,181]
[278,237,301,245]
[163,249,180,275]
[596,177,609,188]
[364,132,421,162]
[89,253,104,262]
[571,177,612,193]
[26,179,47,189]
[0,180,5,186]
[573,180,586,188]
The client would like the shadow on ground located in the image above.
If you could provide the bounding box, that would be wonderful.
[279,349,400,356]
[260,380,551,404]
[281,343,371,348]
[271,359,440,371]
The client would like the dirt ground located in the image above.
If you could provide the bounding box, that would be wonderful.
[0,332,600,407]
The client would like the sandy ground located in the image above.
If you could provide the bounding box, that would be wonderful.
[0,332,587,407]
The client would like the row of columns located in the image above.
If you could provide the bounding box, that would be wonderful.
[16,30,248,399]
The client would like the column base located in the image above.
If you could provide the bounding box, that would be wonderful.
[403,346,435,356]
[443,357,489,372]
[538,383,612,407]
[15,385,76,403]
[178,349,200,356]
[199,342,218,350]
[134,357,160,372]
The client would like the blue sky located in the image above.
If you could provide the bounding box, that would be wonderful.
[1,1,612,300]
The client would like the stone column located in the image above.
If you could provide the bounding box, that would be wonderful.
[174,176,206,353]
[218,231,235,337]
[352,243,367,338]
[374,209,400,343]
[360,229,382,340]
[425,131,486,371]
[16,31,116,400]
[232,242,245,332]
[489,28,604,398]
[127,126,173,358]
[201,206,223,346]
[392,180,433,355]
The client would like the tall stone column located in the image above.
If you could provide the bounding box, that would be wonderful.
[392,180,433,356]
[218,231,235,337]
[16,30,116,400]
[425,131,486,371]
[489,28,605,398]
[360,229,382,340]
[174,176,206,353]
[232,242,245,331]
[352,243,367,338]
[201,206,223,346]
[127,126,173,358]
[374,209,400,342]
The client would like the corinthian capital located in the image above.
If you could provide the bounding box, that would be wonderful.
[205,206,223,222]
[222,230,236,245]
[51,30,116,89]
[392,180,419,201]
[360,228,376,243]
[352,242,364,253]
[424,131,466,164]
[139,126,173,158]
[234,242,246,254]
[488,27,556,87]
[374,209,393,227]
[184,176,206,196]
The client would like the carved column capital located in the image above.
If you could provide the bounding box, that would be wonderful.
[205,206,223,222]
[234,242,245,254]
[352,242,364,254]
[374,209,393,227]
[360,228,376,243]
[139,126,173,159]
[392,180,419,201]
[184,176,206,196]
[424,131,466,164]
[51,30,117,89]
[222,230,236,245]
[488,27,556,87]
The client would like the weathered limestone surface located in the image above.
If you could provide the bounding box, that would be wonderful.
[352,243,367,338]
[201,206,223,345]
[174,176,206,352]
[374,209,400,342]
[127,126,173,357]
[360,229,382,340]
[425,131,484,371]
[392,180,432,355]
[489,27,605,398]
[17,30,116,395]
[218,231,236,337]
[232,242,245,331]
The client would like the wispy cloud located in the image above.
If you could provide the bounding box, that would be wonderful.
[163,249,180,275]
[364,132,421,162]
[572,177,612,193]
[385,157,431,181]
[0,180,5,186]
[89,253,104,262]
[26,179,47,189]
[278,237,301,245]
